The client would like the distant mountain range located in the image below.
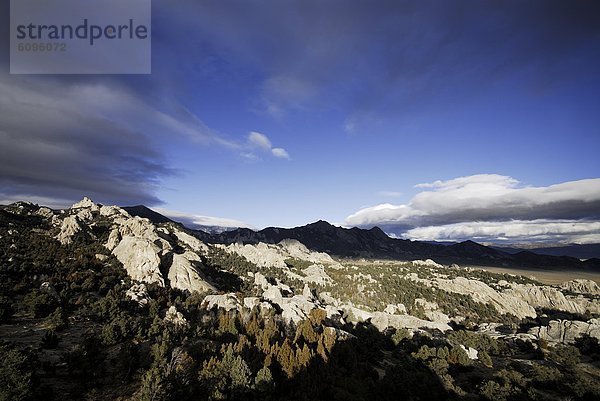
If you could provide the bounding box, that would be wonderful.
[492,244,600,260]
[125,206,600,270]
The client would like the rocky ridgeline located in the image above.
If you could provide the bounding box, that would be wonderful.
[18,198,600,346]
[52,197,215,294]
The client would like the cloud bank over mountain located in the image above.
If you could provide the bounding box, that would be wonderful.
[345,175,600,244]
[155,208,253,231]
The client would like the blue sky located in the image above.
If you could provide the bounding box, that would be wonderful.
[1,0,599,243]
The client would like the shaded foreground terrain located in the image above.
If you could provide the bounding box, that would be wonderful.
[1,199,600,400]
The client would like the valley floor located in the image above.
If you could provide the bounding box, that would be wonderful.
[469,265,600,285]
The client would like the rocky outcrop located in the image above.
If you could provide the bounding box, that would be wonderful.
[126,283,150,306]
[203,294,242,311]
[70,197,98,211]
[172,228,209,254]
[168,252,216,293]
[113,236,164,285]
[164,306,189,329]
[224,242,288,268]
[222,239,341,270]
[56,215,83,245]
[369,312,452,332]
[279,239,337,265]
[528,319,600,343]
[560,279,600,296]
[301,264,333,285]
[412,259,444,269]
[56,197,216,294]
[435,277,537,319]
[506,284,587,315]
[460,345,478,360]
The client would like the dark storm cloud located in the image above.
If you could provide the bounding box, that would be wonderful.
[0,77,175,206]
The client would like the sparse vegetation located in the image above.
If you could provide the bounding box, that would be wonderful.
[1,205,599,400]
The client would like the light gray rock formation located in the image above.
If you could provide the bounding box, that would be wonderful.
[278,239,337,264]
[126,283,150,306]
[412,259,444,269]
[370,311,452,332]
[560,279,600,296]
[168,252,216,293]
[223,242,288,268]
[528,319,600,343]
[222,239,341,270]
[203,293,241,311]
[71,197,99,211]
[164,306,189,329]
[254,272,270,290]
[35,207,54,219]
[384,304,407,315]
[301,264,333,285]
[435,277,537,319]
[112,236,164,285]
[172,228,209,254]
[460,345,479,360]
[506,284,587,315]
[95,254,109,262]
[56,215,83,245]
[243,297,260,309]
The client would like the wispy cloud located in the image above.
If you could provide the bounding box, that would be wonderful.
[378,191,403,197]
[0,75,291,206]
[246,131,291,160]
[164,1,600,127]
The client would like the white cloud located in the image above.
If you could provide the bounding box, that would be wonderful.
[271,147,290,159]
[403,220,600,244]
[155,208,253,230]
[248,131,272,151]
[245,131,291,160]
[345,174,600,243]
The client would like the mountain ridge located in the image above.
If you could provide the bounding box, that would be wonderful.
[121,204,599,270]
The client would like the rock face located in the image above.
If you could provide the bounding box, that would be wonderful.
[224,242,288,268]
[278,239,336,264]
[412,259,444,269]
[126,283,150,306]
[222,239,341,270]
[164,306,189,329]
[56,216,83,245]
[54,197,215,294]
[168,252,216,293]
[369,311,451,332]
[460,345,479,360]
[203,294,242,311]
[560,279,600,296]
[301,264,333,285]
[529,319,600,343]
[113,236,164,285]
[71,197,99,211]
[435,277,537,319]
[506,284,588,315]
